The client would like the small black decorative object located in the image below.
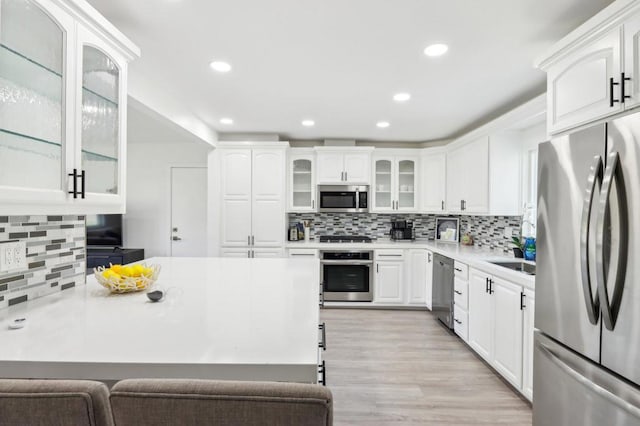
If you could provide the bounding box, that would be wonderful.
[146,290,164,302]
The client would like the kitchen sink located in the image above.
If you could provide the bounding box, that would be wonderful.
[489,261,536,276]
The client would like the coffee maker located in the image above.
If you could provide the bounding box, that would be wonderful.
[389,220,415,241]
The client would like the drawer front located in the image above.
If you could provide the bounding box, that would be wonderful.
[454,276,468,310]
[454,261,468,280]
[375,249,405,260]
[454,305,469,342]
[288,249,319,258]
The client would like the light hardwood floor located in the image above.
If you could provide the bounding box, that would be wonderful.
[320,309,532,426]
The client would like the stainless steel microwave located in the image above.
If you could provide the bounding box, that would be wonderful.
[317,185,368,213]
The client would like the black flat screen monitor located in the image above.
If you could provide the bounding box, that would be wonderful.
[86,214,123,247]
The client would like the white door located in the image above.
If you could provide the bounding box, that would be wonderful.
[421,152,446,212]
[220,150,252,246]
[343,153,370,184]
[252,149,285,247]
[462,137,489,213]
[446,147,465,212]
[468,269,493,361]
[316,152,344,183]
[289,156,315,211]
[407,250,427,304]
[492,277,524,388]
[425,250,433,309]
[375,261,404,303]
[522,288,535,401]
[170,167,207,256]
[372,158,395,212]
[396,158,417,211]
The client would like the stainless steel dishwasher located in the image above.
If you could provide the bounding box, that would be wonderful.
[432,253,454,330]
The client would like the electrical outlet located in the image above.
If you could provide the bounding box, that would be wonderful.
[0,241,27,272]
[504,226,513,239]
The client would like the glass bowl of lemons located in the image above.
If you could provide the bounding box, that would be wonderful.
[94,263,161,294]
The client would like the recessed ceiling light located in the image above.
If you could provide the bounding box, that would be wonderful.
[220,118,233,125]
[393,93,411,102]
[209,61,232,72]
[424,43,449,57]
[302,120,315,127]
[376,121,390,128]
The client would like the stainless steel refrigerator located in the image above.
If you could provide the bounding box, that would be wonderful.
[534,113,640,425]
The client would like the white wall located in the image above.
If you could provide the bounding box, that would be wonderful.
[124,141,212,257]
[519,121,546,236]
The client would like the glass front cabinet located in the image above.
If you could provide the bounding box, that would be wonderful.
[372,153,419,213]
[288,150,316,212]
[0,0,139,214]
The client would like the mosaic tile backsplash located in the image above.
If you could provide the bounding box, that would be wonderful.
[289,213,523,252]
[0,215,86,310]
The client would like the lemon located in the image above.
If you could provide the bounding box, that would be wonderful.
[131,264,144,277]
[102,269,121,281]
[120,266,134,277]
[110,264,123,274]
[141,266,153,277]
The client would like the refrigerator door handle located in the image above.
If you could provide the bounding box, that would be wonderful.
[596,151,629,331]
[580,155,603,325]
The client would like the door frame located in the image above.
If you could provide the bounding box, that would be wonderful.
[168,164,207,256]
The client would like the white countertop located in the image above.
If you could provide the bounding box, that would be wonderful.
[287,239,535,289]
[0,257,321,383]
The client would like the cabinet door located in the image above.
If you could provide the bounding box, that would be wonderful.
[220,150,252,246]
[252,248,284,258]
[492,277,524,388]
[468,269,493,361]
[397,158,417,211]
[76,26,128,211]
[374,261,404,303]
[316,152,344,183]
[220,248,251,258]
[407,250,427,304]
[289,156,315,211]
[463,136,489,213]
[623,16,640,110]
[373,158,394,212]
[425,250,433,309]
[522,288,535,401]
[252,149,285,247]
[0,0,74,207]
[343,152,370,184]
[421,152,446,213]
[547,26,622,134]
[445,147,465,212]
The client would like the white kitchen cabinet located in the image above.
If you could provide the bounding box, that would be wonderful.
[0,0,139,215]
[287,248,319,258]
[453,261,469,342]
[425,250,433,310]
[372,152,419,212]
[253,248,285,258]
[218,143,287,256]
[407,249,427,305]
[468,269,493,361]
[624,15,640,110]
[374,250,404,304]
[491,276,523,389]
[315,148,372,184]
[446,136,489,214]
[522,288,535,401]
[420,150,446,213]
[288,150,315,212]
[220,248,252,258]
[468,268,529,391]
[453,305,469,342]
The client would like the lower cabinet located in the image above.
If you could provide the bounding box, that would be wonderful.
[453,262,469,342]
[374,250,405,304]
[453,305,469,342]
[467,267,531,399]
[425,250,433,310]
[407,249,428,305]
[287,248,319,258]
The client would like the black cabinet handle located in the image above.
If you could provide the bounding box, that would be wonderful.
[485,277,489,293]
[489,279,494,295]
[622,72,632,103]
[80,170,86,199]
[520,292,526,310]
[376,263,379,273]
[610,77,621,107]
[318,360,326,386]
[454,290,463,295]
[319,282,324,308]
[463,200,466,211]
[68,169,78,199]
[428,252,431,262]
[319,322,326,351]
[441,200,445,210]
[460,199,463,211]
[454,318,462,324]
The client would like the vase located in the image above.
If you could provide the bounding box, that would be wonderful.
[513,247,524,258]
[524,237,536,261]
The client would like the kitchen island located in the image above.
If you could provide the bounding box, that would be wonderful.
[0,257,321,384]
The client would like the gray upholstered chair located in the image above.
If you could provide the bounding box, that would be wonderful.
[110,379,333,426]
[0,379,114,426]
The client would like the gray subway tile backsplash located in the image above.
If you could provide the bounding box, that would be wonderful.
[0,215,86,310]
[288,213,522,252]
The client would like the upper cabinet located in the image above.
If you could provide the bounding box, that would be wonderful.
[446,137,489,214]
[537,1,640,134]
[371,151,419,213]
[288,149,315,212]
[315,147,372,184]
[420,150,446,213]
[0,0,139,214]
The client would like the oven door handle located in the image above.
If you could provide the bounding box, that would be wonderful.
[320,260,373,265]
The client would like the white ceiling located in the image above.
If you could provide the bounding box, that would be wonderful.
[88,0,613,142]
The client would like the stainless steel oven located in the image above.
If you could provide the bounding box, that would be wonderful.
[318,185,368,213]
[320,250,373,302]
